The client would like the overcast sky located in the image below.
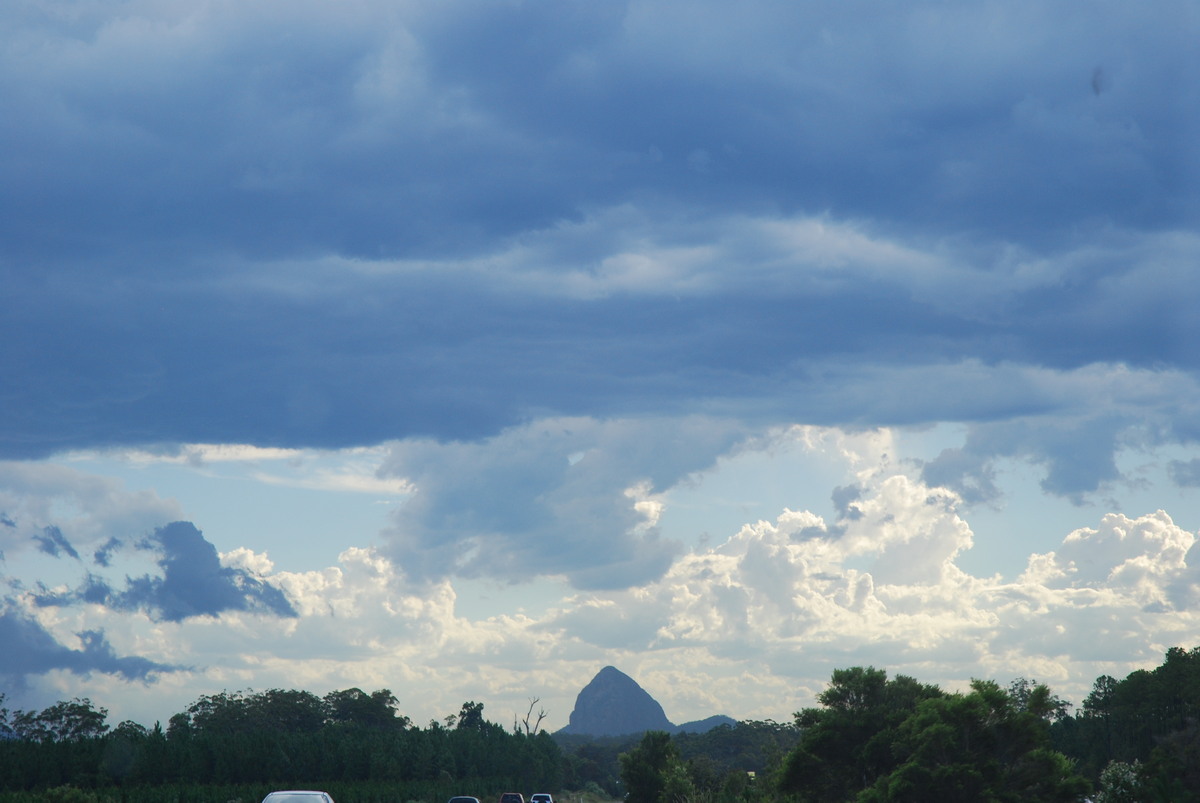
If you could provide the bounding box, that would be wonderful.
[3,0,1200,731]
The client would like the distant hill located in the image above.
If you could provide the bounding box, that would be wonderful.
[674,714,737,733]
[557,666,734,737]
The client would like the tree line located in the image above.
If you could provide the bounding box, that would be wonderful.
[556,719,801,801]
[7,647,1200,802]
[0,689,562,797]
[1051,645,1200,800]
[612,646,1200,803]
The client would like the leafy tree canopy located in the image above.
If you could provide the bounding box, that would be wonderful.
[620,730,683,803]
[781,669,1088,803]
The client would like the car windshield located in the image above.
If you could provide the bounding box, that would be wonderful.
[265,795,328,803]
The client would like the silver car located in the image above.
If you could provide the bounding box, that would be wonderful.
[262,792,335,803]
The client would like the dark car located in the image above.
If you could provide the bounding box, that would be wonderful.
[499,794,524,803]
[449,797,480,803]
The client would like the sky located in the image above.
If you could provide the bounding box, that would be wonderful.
[2,0,1200,733]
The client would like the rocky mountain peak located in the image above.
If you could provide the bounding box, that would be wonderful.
[559,666,674,736]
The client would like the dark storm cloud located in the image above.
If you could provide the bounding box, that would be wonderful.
[93,537,122,568]
[132,521,290,619]
[921,415,1130,503]
[0,0,1197,508]
[5,236,1196,462]
[34,573,119,610]
[0,606,177,685]
[34,522,296,621]
[33,526,80,560]
[121,522,297,621]
[2,0,1188,260]
[831,486,865,522]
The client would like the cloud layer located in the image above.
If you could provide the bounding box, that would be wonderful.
[4,428,1200,727]
[2,0,1198,478]
[33,521,296,622]
[377,416,748,589]
[2,0,1199,732]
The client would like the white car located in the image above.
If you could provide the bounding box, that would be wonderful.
[262,792,335,803]
[530,794,554,803]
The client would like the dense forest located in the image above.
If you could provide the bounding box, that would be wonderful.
[554,719,801,799]
[5,647,1200,802]
[0,690,562,803]
[764,647,1200,801]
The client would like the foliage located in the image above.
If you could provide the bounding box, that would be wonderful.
[619,731,683,803]
[778,667,943,801]
[554,733,640,796]
[1006,678,1071,722]
[0,694,563,796]
[557,720,795,801]
[658,760,695,803]
[0,779,535,803]
[457,702,486,732]
[855,680,1089,802]
[8,699,110,743]
[675,722,793,803]
[13,651,1200,803]
[325,689,408,730]
[778,669,1089,803]
[672,720,800,780]
[1137,717,1200,802]
[1093,760,1141,803]
[1053,644,1200,796]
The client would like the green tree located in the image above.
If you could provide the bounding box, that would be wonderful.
[182,690,248,735]
[12,699,109,742]
[1056,645,1200,782]
[0,693,11,739]
[660,759,696,803]
[1008,678,1070,721]
[674,720,800,781]
[325,688,408,729]
[779,667,942,801]
[249,689,325,733]
[621,730,683,803]
[456,701,486,731]
[859,680,1089,802]
[1139,717,1200,801]
[1093,760,1142,803]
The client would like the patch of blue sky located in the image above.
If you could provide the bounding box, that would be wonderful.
[659,430,853,551]
[56,447,405,574]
